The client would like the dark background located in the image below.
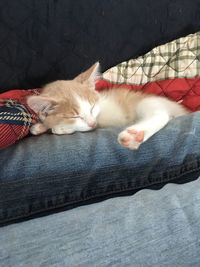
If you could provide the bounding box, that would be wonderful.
[0,0,200,92]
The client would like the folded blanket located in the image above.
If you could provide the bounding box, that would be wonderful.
[102,32,200,84]
[97,32,200,111]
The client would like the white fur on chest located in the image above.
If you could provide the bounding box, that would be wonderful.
[97,96,129,127]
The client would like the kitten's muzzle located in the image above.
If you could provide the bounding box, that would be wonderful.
[85,115,97,129]
[88,121,97,128]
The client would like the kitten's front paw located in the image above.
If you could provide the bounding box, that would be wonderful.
[30,123,47,135]
[51,125,75,135]
[118,128,144,150]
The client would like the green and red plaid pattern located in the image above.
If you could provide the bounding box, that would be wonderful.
[102,32,200,85]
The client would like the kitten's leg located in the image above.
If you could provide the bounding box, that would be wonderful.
[118,97,173,150]
[30,123,48,135]
[118,111,170,150]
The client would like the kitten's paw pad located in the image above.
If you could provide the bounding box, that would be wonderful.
[118,129,144,150]
[30,123,47,135]
[127,128,144,143]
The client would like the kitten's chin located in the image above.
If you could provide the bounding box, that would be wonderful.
[79,127,96,132]
[75,122,97,132]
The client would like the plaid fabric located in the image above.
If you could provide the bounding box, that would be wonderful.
[0,90,39,149]
[102,32,200,85]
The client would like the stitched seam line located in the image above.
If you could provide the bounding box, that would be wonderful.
[1,161,200,224]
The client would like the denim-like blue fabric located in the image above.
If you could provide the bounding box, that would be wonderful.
[1,112,200,224]
[1,177,200,266]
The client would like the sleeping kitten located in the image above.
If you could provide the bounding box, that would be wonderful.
[27,62,188,150]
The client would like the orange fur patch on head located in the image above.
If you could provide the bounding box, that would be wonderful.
[38,78,99,129]
[27,62,101,133]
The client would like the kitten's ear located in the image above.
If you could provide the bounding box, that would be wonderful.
[27,95,57,114]
[74,62,100,87]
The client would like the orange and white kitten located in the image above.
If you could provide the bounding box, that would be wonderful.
[27,62,188,150]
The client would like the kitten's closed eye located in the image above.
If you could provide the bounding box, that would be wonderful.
[71,115,83,119]
[59,104,96,120]
[60,114,83,120]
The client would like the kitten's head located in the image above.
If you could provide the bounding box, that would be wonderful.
[27,62,101,133]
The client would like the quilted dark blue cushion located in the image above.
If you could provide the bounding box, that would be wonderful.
[0,0,200,92]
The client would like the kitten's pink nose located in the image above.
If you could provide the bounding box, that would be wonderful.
[87,119,97,128]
